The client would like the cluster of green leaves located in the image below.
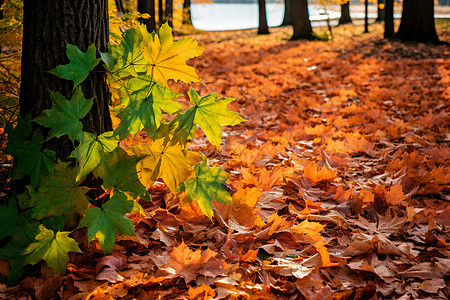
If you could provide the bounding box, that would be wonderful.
[0,22,243,283]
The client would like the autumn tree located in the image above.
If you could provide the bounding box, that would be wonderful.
[394,0,439,43]
[138,0,156,32]
[290,0,313,40]
[384,0,394,38]
[281,0,293,26]
[182,0,192,24]
[338,1,352,25]
[258,0,270,34]
[20,0,112,160]
[376,0,384,22]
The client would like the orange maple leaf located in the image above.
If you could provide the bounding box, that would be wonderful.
[386,183,407,205]
[166,241,228,283]
[303,161,337,185]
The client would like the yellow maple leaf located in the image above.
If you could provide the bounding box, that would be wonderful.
[127,138,202,191]
[143,22,204,85]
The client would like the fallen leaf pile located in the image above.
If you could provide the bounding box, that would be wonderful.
[1,23,449,299]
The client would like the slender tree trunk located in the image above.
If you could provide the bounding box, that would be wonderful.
[338,2,352,25]
[165,0,173,27]
[138,0,156,33]
[20,0,112,160]
[182,0,192,25]
[384,0,394,38]
[364,0,369,33]
[258,0,270,34]
[116,0,126,15]
[376,0,385,22]
[159,0,164,26]
[281,0,292,26]
[290,0,313,40]
[395,0,439,43]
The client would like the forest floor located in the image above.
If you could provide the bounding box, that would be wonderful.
[1,23,449,299]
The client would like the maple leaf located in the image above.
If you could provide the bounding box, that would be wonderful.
[177,160,232,219]
[49,44,101,89]
[23,225,81,275]
[303,161,336,185]
[174,89,245,147]
[114,78,182,138]
[93,148,149,200]
[34,88,93,141]
[78,193,135,254]
[70,131,119,182]
[108,24,151,77]
[127,137,202,191]
[386,183,407,205]
[166,241,227,283]
[142,22,204,85]
[4,127,56,186]
[20,161,90,221]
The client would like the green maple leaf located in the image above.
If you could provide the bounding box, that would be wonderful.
[20,161,90,221]
[174,88,244,147]
[49,44,101,89]
[5,128,56,186]
[127,137,202,191]
[23,225,82,275]
[115,77,182,138]
[143,22,204,85]
[178,160,231,219]
[93,148,149,200]
[108,24,151,78]
[70,131,119,182]
[78,193,135,254]
[34,88,93,141]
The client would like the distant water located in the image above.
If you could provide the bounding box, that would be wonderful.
[191,3,378,31]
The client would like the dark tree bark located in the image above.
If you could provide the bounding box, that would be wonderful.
[395,0,439,43]
[338,2,352,25]
[281,0,292,26]
[165,0,173,27]
[364,0,369,33]
[376,0,385,22]
[138,0,156,33]
[290,0,313,40]
[182,0,192,25]
[384,0,394,38]
[258,0,270,34]
[20,0,112,160]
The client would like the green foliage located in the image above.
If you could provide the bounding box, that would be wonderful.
[23,225,82,274]
[1,22,243,281]
[178,160,232,219]
[78,193,135,254]
[34,88,93,141]
[49,44,101,90]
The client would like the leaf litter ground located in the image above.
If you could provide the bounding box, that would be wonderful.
[1,23,449,299]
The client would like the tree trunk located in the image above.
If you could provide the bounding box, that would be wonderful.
[182,0,192,25]
[20,0,112,160]
[395,0,439,43]
[165,0,173,27]
[159,0,164,26]
[116,0,126,15]
[258,0,270,34]
[281,0,292,26]
[364,0,369,33]
[384,0,394,38]
[376,0,385,22]
[290,0,313,40]
[138,0,156,33]
[338,2,352,25]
